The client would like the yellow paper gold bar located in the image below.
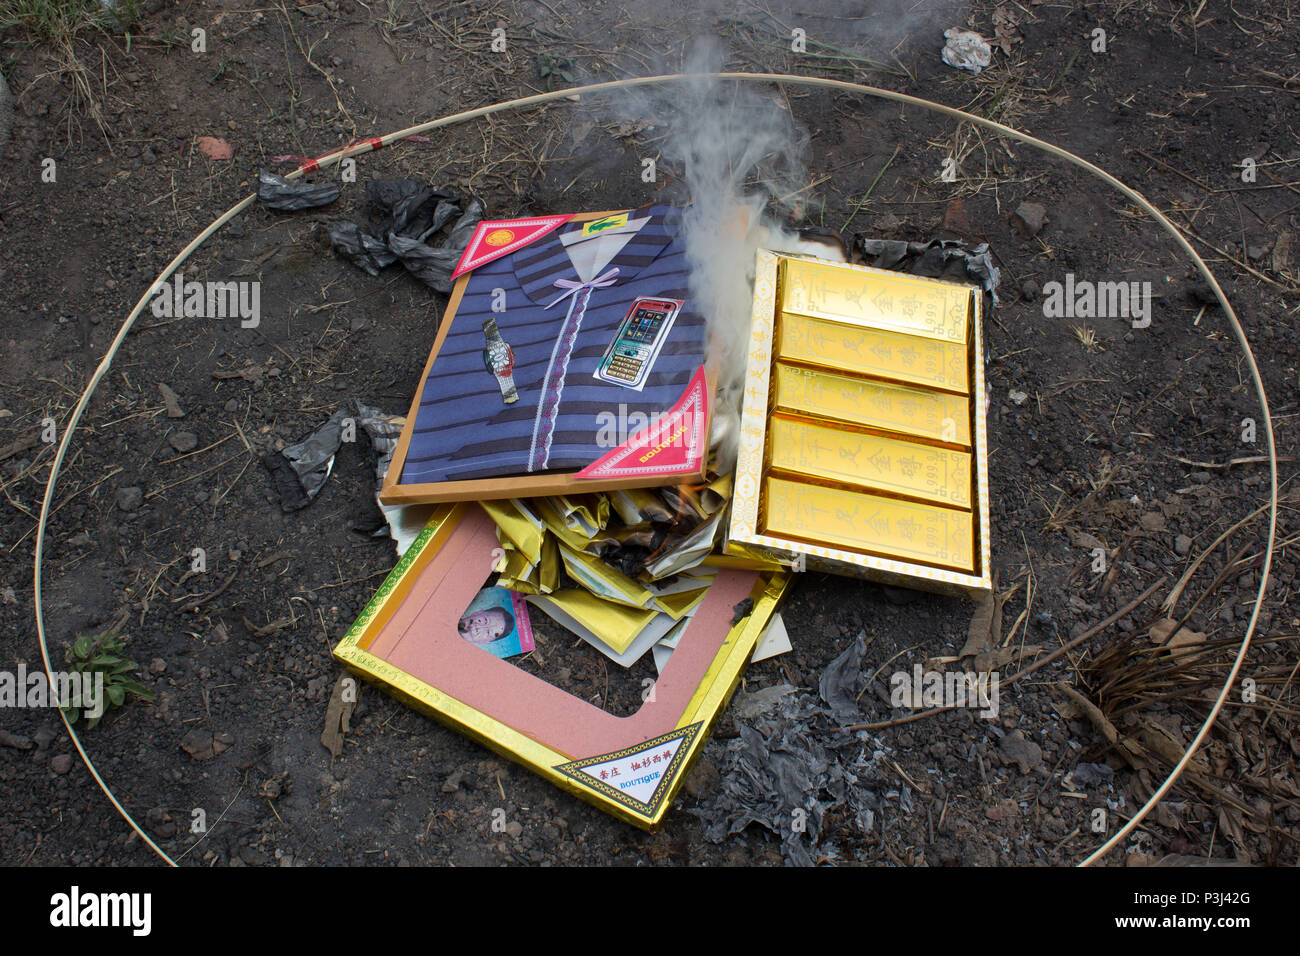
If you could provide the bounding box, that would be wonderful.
[781,256,971,344]
[762,476,976,572]
[767,415,972,508]
[777,311,968,394]
[772,363,971,446]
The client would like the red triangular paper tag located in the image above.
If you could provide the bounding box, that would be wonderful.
[576,366,709,480]
[451,215,574,279]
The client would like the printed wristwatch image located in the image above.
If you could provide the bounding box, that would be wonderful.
[481,317,518,404]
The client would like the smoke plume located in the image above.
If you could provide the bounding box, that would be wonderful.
[593,39,838,468]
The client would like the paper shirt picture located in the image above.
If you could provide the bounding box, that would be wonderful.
[381,205,713,505]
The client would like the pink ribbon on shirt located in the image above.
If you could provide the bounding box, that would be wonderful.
[544,267,620,309]
[528,267,622,471]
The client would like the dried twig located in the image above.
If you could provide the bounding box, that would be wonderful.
[174,566,239,613]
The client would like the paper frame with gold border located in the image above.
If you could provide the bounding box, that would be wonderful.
[333,502,790,829]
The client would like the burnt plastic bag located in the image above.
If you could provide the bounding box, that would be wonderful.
[386,237,463,294]
[387,197,486,293]
[261,400,403,512]
[855,236,1002,307]
[256,171,340,211]
[330,221,398,276]
[364,179,461,240]
[330,182,483,288]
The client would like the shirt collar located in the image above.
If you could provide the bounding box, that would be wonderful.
[513,202,680,306]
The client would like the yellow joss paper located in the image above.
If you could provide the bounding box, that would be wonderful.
[554,495,609,537]
[641,512,725,581]
[495,545,541,594]
[532,589,661,655]
[538,534,561,594]
[480,498,547,563]
[533,497,596,552]
[607,490,645,526]
[705,537,793,572]
[700,472,733,515]
[652,587,708,621]
[559,544,654,609]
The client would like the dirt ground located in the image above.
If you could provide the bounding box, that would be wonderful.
[1,0,1298,867]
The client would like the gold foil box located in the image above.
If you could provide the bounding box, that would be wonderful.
[730,250,993,600]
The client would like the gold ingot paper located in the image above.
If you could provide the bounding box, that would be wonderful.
[762,476,976,573]
[729,250,992,598]
[781,256,970,344]
[771,363,971,447]
[777,311,969,394]
[767,415,972,509]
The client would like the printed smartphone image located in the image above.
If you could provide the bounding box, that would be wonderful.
[593,297,684,391]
